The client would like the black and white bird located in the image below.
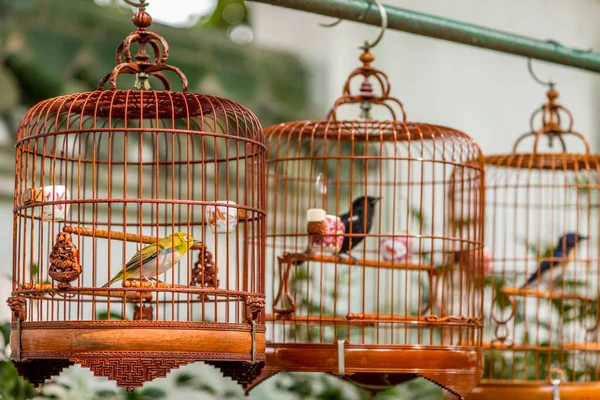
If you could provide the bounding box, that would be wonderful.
[521,232,587,289]
[297,195,381,265]
[337,195,381,258]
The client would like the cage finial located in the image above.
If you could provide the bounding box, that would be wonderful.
[326,46,406,121]
[97,0,189,91]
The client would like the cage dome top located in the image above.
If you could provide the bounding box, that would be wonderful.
[17,6,263,143]
[267,49,478,147]
[484,88,600,170]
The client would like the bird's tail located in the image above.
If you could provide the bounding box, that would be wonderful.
[520,277,534,290]
[101,271,123,288]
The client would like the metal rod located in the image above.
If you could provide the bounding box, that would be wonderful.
[248,0,600,73]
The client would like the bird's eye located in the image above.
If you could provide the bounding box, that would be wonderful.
[183,235,190,242]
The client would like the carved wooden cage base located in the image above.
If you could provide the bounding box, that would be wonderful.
[12,354,267,391]
[9,320,267,390]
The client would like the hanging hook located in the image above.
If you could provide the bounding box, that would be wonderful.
[123,0,148,11]
[319,18,343,28]
[319,0,388,51]
[527,58,556,89]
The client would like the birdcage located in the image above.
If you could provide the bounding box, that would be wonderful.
[7,4,266,391]
[455,87,600,399]
[247,45,486,398]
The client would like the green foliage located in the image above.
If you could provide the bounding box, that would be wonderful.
[96,311,125,321]
[0,323,37,399]
[0,359,38,399]
[172,371,217,394]
[197,0,248,30]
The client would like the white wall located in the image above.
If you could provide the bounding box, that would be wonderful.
[250,0,600,154]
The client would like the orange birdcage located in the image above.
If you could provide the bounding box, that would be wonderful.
[458,83,600,399]
[7,1,266,391]
[249,35,486,397]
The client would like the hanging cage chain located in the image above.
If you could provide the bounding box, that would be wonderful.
[97,2,189,91]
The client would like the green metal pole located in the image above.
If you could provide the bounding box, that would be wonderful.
[248,0,600,74]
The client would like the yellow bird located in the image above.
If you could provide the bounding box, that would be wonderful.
[102,232,196,287]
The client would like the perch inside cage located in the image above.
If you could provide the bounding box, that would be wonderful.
[457,87,600,399]
[7,4,266,391]
[251,42,486,398]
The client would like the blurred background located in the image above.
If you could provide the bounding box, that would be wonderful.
[0,0,598,398]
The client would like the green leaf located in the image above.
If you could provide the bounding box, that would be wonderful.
[223,389,240,398]
[193,383,216,394]
[95,389,119,398]
[560,279,587,288]
[282,375,313,397]
[96,311,124,321]
[139,387,167,399]
[409,206,427,227]
[0,322,11,344]
[174,372,194,386]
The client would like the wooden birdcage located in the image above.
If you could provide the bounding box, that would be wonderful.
[248,49,486,398]
[456,89,600,399]
[7,5,266,391]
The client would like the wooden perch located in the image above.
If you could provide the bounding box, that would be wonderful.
[63,226,204,250]
[346,313,423,322]
[348,313,481,325]
[502,287,593,302]
[481,342,600,352]
[285,252,436,272]
[480,342,562,351]
[561,342,600,351]
[19,283,153,301]
[265,314,376,326]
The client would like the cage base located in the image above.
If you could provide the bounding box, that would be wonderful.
[445,381,600,399]
[246,343,481,397]
[10,321,266,390]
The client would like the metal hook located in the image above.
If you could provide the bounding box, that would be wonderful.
[123,0,148,10]
[319,0,388,51]
[527,58,556,89]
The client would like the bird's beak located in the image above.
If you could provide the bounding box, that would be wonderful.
[376,197,382,202]
[580,235,588,241]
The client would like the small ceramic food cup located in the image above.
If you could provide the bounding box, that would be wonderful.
[205,201,238,233]
[41,185,70,221]
[309,215,345,254]
[380,235,412,262]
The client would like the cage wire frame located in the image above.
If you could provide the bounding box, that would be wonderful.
[456,88,600,399]
[7,7,267,391]
[245,49,486,398]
